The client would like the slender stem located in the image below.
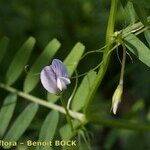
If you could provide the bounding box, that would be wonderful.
[80,44,107,60]
[119,43,126,85]
[67,70,78,109]
[71,44,118,79]
[0,82,86,123]
[84,0,118,115]
[60,95,74,131]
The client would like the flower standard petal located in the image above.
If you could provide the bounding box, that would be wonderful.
[52,59,69,78]
[40,66,59,94]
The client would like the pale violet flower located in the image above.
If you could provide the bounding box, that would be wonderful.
[40,59,71,94]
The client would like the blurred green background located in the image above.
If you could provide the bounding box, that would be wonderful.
[0,0,150,150]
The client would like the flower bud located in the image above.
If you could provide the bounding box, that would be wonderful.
[111,84,123,115]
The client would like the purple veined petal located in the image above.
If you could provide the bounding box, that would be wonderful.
[40,66,59,94]
[52,59,69,78]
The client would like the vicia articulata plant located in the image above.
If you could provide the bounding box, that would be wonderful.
[40,59,71,95]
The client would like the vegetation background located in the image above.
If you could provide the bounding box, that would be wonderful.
[0,0,150,150]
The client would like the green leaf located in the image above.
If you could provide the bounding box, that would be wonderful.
[133,4,148,26]
[78,130,91,150]
[0,37,9,64]
[131,99,144,113]
[124,33,150,67]
[124,1,136,24]
[144,30,150,46]
[131,0,150,8]
[64,42,85,76]
[47,42,85,103]
[6,37,36,85]
[104,129,119,150]
[3,103,38,149]
[71,71,97,111]
[47,94,59,103]
[0,94,17,138]
[37,111,59,150]
[120,0,128,7]
[23,39,61,93]
[60,120,79,140]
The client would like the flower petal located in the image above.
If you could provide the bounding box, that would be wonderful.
[111,84,123,115]
[52,59,69,78]
[57,77,67,91]
[112,101,119,115]
[40,66,59,94]
[40,59,71,94]
[59,77,71,85]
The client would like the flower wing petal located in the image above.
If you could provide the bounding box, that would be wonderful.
[40,66,58,94]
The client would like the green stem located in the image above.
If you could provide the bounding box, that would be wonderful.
[60,95,74,131]
[67,70,78,108]
[119,43,126,85]
[0,82,85,123]
[84,0,118,115]
[1,82,150,131]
